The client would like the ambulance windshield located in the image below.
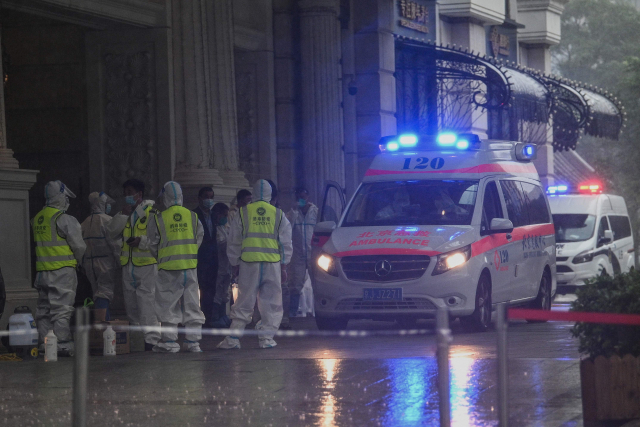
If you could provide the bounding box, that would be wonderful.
[552,214,596,243]
[343,180,478,227]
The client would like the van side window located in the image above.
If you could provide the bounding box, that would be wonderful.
[521,182,550,224]
[499,180,529,227]
[482,181,503,233]
[609,215,632,241]
[597,217,610,248]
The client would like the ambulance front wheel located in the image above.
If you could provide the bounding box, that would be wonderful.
[316,315,348,331]
[460,272,492,332]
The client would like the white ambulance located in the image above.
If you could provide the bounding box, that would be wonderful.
[311,133,556,331]
[547,184,635,294]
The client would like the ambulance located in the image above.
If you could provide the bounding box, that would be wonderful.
[547,184,635,294]
[311,133,556,331]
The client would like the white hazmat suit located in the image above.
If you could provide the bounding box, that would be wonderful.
[106,199,161,346]
[80,192,120,304]
[218,179,293,349]
[287,202,318,315]
[33,181,86,352]
[143,181,205,353]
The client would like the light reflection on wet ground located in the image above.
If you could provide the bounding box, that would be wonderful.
[0,309,584,426]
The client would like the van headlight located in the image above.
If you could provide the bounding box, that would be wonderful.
[572,250,594,264]
[317,253,338,276]
[432,245,471,276]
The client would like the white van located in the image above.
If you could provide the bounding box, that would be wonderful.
[311,133,556,331]
[547,187,635,294]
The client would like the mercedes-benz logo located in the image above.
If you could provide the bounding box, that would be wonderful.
[374,260,392,277]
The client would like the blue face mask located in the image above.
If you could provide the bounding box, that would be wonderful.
[298,198,307,208]
[105,204,112,215]
[202,199,215,209]
[218,217,228,226]
[124,195,138,206]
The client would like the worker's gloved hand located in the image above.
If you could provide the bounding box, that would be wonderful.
[281,265,288,283]
[128,237,142,248]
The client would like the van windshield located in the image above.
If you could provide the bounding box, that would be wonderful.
[553,214,596,243]
[343,180,478,227]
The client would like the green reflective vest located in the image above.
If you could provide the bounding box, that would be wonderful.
[120,205,157,267]
[33,207,77,271]
[240,201,283,263]
[156,205,198,271]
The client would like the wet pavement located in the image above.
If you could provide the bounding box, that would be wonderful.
[1,305,586,427]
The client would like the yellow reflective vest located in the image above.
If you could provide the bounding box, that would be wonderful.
[121,205,157,267]
[155,205,198,271]
[33,207,77,271]
[240,201,283,263]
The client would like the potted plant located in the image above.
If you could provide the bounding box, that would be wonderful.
[571,270,640,426]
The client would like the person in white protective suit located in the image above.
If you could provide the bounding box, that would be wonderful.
[105,179,161,350]
[218,179,293,350]
[32,181,86,355]
[143,181,206,353]
[282,187,318,327]
[80,192,120,320]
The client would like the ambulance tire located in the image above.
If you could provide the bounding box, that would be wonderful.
[526,270,551,323]
[461,273,492,332]
[316,315,348,331]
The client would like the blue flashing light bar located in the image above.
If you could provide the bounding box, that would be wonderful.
[437,133,457,146]
[386,141,399,151]
[398,134,418,147]
[456,140,469,150]
[514,142,537,161]
[547,185,569,195]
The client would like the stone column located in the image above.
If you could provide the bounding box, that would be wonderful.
[0,27,38,329]
[172,0,248,205]
[299,0,345,203]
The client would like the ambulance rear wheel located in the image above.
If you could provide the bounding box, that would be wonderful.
[461,273,492,332]
[316,315,348,331]
[526,270,551,323]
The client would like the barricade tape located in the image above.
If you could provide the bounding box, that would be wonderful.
[509,308,640,326]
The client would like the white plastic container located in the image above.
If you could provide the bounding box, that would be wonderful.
[103,325,116,356]
[44,330,57,362]
[8,307,38,347]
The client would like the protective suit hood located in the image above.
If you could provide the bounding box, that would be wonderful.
[252,179,272,203]
[45,180,76,211]
[160,181,183,207]
[88,191,115,214]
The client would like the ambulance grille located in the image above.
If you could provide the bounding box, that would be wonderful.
[335,297,437,311]
[556,257,569,262]
[556,265,573,273]
[340,255,430,282]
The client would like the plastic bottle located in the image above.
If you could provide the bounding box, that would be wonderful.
[44,330,57,362]
[103,325,116,356]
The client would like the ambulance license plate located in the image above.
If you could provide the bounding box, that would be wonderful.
[363,288,403,301]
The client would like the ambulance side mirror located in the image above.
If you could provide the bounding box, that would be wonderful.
[315,221,336,233]
[490,218,514,234]
[599,229,613,246]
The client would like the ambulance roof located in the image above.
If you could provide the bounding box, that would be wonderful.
[364,139,540,183]
[548,194,628,216]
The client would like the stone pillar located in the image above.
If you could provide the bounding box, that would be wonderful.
[172,0,248,206]
[299,0,345,203]
[0,28,38,329]
[353,0,396,181]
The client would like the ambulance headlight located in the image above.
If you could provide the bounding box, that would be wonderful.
[317,253,338,276]
[432,245,471,275]
[398,134,418,147]
[572,250,594,264]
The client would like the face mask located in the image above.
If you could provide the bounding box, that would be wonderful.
[202,199,215,209]
[218,217,228,226]
[124,195,138,206]
[105,204,112,215]
[298,198,307,208]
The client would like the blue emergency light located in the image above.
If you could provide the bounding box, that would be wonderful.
[436,133,457,146]
[398,134,418,147]
[379,132,481,152]
[514,143,537,161]
[547,185,569,195]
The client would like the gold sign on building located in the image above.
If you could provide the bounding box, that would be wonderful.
[490,27,510,57]
[398,0,429,34]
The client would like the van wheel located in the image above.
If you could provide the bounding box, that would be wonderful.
[315,315,348,331]
[460,273,492,332]
[527,271,551,323]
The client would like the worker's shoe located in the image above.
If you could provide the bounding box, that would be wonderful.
[182,340,203,353]
[152,341,180,353]
[57,341,74,357]
[279,322,292,330]
[259,338,277,349]
[217,336,241,349]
